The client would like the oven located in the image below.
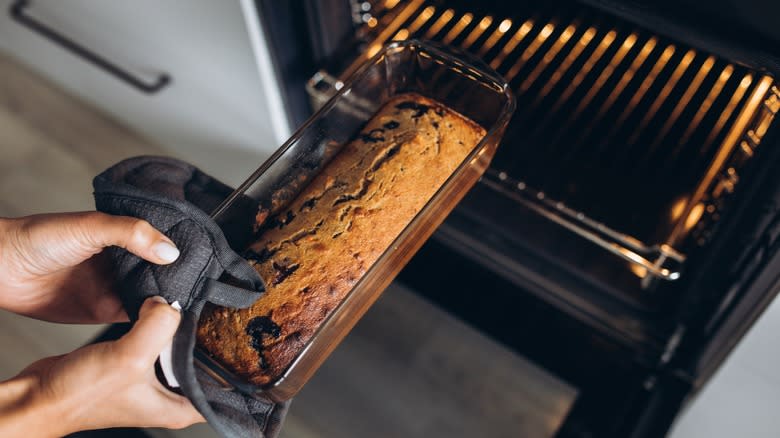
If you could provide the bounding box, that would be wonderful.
[253,1,780,436]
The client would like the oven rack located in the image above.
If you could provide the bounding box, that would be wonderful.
[305,0,778,285]
[306,67,687,282]
[480,168,685,281]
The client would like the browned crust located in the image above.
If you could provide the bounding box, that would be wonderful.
[196,93,486,386]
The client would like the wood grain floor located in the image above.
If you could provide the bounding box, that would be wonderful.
[0,51,576,438]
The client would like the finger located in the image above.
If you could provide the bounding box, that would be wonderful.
[116,296,181,366]
[166,400,206,429]
[77,212,180,264]
[153,390,207,429]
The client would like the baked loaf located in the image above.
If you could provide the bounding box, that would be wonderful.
[196,93,486,385]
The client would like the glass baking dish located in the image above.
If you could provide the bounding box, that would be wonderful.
[196,39,515,402]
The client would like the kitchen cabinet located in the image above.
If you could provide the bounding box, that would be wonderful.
[0,0,290,185]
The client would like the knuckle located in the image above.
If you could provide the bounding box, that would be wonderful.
[126,354,150,374]
[128,219,155,249]
[114,345,148,374]
[149,301,180,323]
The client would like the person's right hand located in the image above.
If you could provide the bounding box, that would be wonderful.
[10,297,204,436]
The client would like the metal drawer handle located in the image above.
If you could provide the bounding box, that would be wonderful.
[10,0,171,94]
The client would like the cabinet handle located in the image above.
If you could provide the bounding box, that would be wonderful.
[10,0,171,94]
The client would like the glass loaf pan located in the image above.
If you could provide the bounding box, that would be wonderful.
[197,39,516,402]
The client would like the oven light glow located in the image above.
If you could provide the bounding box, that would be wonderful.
[679,64,735,146]
[479,18,513,56]
[685,203,706,231]
[702,74,753,152]
[519,24,577,92]
[628,49,697,146]
[402,5,436,36]
[630,264,648,279]
[498,19,512,33]
[462,16,493,49]
[489,19,534,69]
[670,197,688,221]
[425,9,454,39]
[540,23,554,38]
[505,23,556,81]
[393,29,409,41]
[533,27,596,100]
[442,12,474,45]
[367,43,382,58]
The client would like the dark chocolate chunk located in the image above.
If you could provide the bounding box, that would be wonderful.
[333,179,371,206]
[338,205,352,221]
[271,261,300,285]
[257,216,282,233]
[395,101,429,118]
[370,144,400,172]
[300,197,317,212]
[291,219,324,243]
[432,121,439,129]
[245,316,282,370]
[282,210,295,227]
[383,120,400,129]
[253,209,295,235]
[244,247,277,263]
[360,128,385,143]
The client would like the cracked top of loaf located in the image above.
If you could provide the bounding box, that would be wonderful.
[196,93,486,386]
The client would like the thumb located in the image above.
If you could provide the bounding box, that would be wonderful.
[76,212,181,265]
[116,296,181,365]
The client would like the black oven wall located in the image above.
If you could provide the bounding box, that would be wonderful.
[255,0,328,128]
[256,0,369,128]
[579,0,780,74]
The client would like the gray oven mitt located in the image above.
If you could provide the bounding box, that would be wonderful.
[92,156,289,438]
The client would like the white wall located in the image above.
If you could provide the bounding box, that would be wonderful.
[0,0,290,186]
[670,294,780,437]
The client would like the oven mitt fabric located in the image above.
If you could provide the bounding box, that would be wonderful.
[92,156,289,438]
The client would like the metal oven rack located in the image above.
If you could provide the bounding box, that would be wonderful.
[306,0,778,288]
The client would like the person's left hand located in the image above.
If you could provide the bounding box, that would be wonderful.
[0,212,180,323]
[6,296,205,436]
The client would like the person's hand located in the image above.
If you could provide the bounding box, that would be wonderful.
[3,297,204,436]
[0,212,180,323]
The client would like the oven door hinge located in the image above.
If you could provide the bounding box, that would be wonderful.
[660,324,687,367]
[639,324,687,393]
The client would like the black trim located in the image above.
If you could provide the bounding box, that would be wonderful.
[255,0,314,128]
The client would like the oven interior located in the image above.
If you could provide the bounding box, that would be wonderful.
[304,0,778,348]
[260,0,780,436]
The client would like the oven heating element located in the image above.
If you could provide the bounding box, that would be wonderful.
[309,0,778,288]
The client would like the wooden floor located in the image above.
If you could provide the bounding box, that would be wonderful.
[0,51,577,438]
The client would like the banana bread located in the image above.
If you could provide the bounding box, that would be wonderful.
[196,93,486,386]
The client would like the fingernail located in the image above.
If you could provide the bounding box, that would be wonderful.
[153,241,180,263]
[141,295,169,316]
[149,295,169,305]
